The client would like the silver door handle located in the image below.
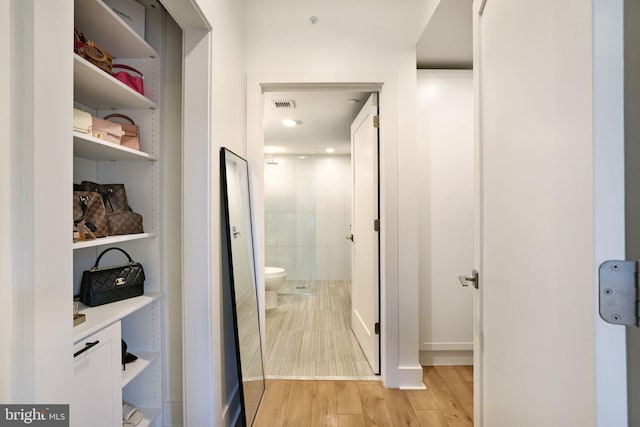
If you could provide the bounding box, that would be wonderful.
[346,234,354,242]
[458,269,479,289]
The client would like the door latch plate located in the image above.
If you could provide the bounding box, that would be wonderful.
[599,260,638,326]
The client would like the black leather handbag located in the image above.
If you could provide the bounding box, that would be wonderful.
[79,247,145,307]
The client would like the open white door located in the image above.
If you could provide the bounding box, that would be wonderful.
[471,2,484,424]
[473,0,615,425]
[350,93,380,374]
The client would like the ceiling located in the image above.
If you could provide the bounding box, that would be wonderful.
[416,0,473,69]
[263,90,372,156]
[262,0,472,157]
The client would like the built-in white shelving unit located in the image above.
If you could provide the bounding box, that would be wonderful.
[73,293,162,342]
[74,55,157,110]
[73,131,157,161]
[74,0,157,58]
[72,233,156,250]
[71,1,168,426]
[122,351,159,388]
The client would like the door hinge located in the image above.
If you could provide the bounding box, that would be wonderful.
[374,219,380,231]
[375,322,380,335]
[373,115,379,128]
[599,260,640,326]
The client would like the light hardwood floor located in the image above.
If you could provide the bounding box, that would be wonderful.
[253,365,473,427]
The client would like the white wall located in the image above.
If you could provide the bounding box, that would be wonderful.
[188,0,247,425]
[5,0,75,404]
[264,155,352,281]
[245,0,429,388]
[417,70,474,366]
[0,0,14,402]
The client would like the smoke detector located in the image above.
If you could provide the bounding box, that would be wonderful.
[271,100,297,109]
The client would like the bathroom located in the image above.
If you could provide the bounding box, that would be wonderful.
[261,90,377,378]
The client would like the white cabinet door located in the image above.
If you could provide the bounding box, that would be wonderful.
[71,321,121,427]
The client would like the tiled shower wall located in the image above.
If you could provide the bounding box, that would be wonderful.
[264,155,352,280]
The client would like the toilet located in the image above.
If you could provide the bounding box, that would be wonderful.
[265,266,287,309]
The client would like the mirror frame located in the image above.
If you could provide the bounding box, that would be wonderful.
[220,147,265,426]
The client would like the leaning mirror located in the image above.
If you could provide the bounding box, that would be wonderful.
[220,148,265,426]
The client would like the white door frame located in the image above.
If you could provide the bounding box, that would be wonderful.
[159,1,220,425]
[247,71,424,389]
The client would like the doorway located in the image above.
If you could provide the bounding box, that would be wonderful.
[261,89,379,378]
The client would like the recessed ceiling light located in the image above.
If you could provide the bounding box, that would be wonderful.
[325,148,335,153]
[347,98,361,104]
[282,119,298,127]
[298,156,306,159]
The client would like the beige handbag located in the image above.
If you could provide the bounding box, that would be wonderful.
[104,114,140,150]
[92,116,123,144]
[73,108,92,134]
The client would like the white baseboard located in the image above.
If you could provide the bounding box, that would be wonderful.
[420,350,473,366]
[386,364,426,389]
[421,342,473,351]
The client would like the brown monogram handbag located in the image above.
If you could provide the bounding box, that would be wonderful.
[73,191,109,238]
[79,181,131,213]
[107,211,144,235]
[79,181,144,235]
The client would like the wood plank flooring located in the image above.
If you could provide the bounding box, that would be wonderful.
[253,366,473,427]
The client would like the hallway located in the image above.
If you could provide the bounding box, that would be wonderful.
[254,366,473,426]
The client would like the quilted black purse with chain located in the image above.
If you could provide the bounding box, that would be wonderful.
[79,247,145,307]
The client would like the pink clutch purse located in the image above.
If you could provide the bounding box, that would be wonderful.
[113,64,144,95]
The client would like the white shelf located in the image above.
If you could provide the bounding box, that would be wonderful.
[73,131,156,161]
[74,0,158,59]
[73,292,162,342]
[73,232,156,250]
[122,352,158,388]
[74,55,157,110]
[134,407,161,427]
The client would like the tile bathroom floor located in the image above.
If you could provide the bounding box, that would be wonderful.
[264,279,377,379]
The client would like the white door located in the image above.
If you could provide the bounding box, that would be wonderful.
[473,1,607,425]
[350,93,380,374]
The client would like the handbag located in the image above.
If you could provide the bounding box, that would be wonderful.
[79,181,131,213]
[79,247,145,307]
[107,211,144,235]
[92,116,123,144]
[73,191,109,238]
[74,29,113,74]
[73,108,92,134]
[112,64,144,95]
[104,114,140,151]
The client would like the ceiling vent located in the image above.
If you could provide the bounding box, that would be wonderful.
[271,100,297,109]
